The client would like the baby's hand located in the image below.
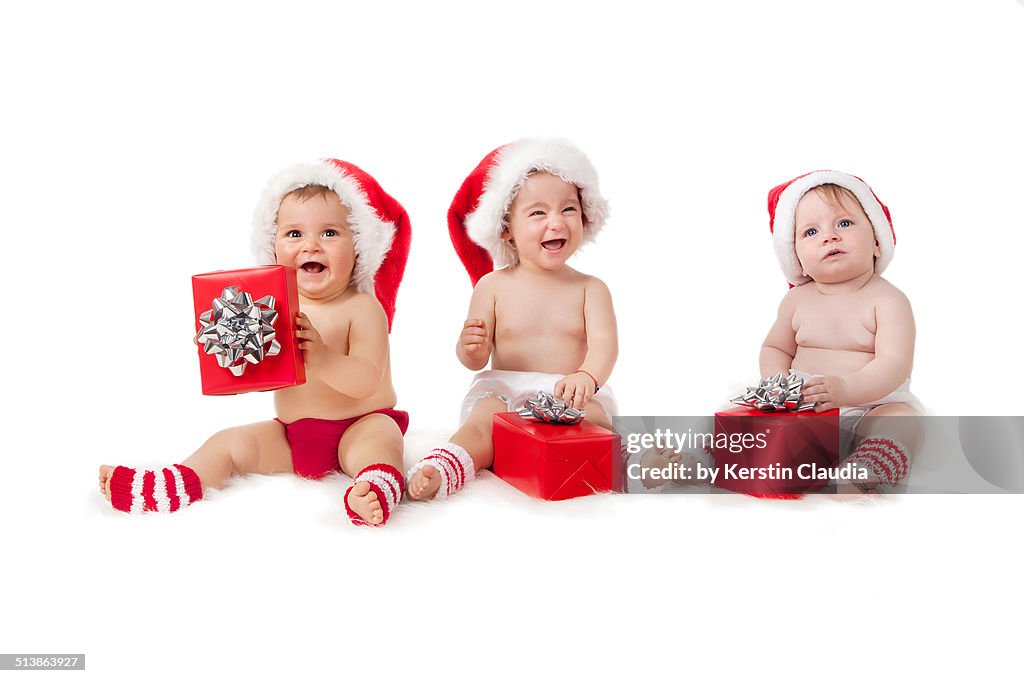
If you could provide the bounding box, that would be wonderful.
[295,312,325,367]
[460,318,491,363]
[554,372,597,410]
[801,375,850,412]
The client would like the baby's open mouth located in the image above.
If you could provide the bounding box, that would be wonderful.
[824,249,843,259]
[542,239,566,251]
[301,262,326,273]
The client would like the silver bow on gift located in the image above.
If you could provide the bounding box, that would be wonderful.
[518,392,586,425]
[731,373,817,412]
[195,287,281,376]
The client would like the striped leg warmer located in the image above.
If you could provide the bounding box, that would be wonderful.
[846,435,911,485]
[345,463,404,527]
[406,444,475,498]
[108,464,203,513]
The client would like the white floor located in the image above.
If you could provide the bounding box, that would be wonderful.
[3,428,1021,682]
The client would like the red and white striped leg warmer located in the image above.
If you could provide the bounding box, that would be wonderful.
[345,464,404,527]
[406,444,475,497]
[108,464,203,513]
[846,435,911,485]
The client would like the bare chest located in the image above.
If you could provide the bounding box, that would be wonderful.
[494,287,586,344]
[792,298,877,353]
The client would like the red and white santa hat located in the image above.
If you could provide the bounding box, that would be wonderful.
[449,138,609,285]
[767,170,895,286]
[252,159,411,329]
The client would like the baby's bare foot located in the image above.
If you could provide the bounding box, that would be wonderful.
[407,465,441,501]
[346,480,383,525]
[98,465,114,502]
[835,478,882,501]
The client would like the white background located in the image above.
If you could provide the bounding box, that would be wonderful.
[2,1,1022,681]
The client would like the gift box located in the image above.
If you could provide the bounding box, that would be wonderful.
[492,412,620,501]
[712,407,841,497]
[192,265,305,395]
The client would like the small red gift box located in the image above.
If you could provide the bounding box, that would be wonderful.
[192,265,305,396]
[712,407,840,497]
[492,412,620,501]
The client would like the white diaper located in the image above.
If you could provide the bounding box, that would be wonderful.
[459,370,619,425]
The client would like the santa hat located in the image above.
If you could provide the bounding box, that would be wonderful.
[767,170,895,286]
[449,138,609,285]
[252,159,410,330]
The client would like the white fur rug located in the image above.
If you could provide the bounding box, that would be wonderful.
[1,427,1018,681]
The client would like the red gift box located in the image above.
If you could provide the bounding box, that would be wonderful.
[712,407,840,497]
[492,412,620,501]
[192,265,305,396]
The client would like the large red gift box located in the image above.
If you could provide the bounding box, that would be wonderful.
[712,407,840,497]
[192,265,305,396]
[492,413,620,501]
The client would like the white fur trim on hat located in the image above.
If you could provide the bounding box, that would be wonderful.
[465,138,609,269]
[772,170,895,286]
[251,160,396,294]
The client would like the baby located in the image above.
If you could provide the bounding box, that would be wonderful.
[761,170,923,490]
[406,138,618,499]
[98,159,412,526]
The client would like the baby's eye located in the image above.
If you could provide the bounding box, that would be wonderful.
[803,227,818,238]
[837,219,852,229]
[529,210,546,217]
[286,230,302,238]
[322,229,337,238]
[562,206,578,213]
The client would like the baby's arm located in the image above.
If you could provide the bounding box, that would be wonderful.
[296,297,389,399]
[804,290,915,408]
[556,277,618,409]
[759,291,798,377]
[455,273,497,371]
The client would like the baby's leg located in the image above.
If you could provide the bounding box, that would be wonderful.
[338,413,405,526]
[855,403,923,453]
[98,420,292,512]
[582,400,612,430]
[407,396,506,501]
[842,403,922,491]
[182,420,294,486]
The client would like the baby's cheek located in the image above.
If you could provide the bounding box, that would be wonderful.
[274,243,295,266]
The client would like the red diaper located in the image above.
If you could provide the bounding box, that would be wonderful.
[276,409,410,479]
